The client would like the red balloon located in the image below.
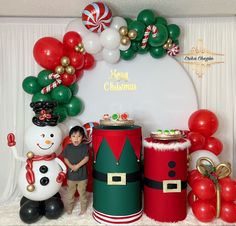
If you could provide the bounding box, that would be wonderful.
[63,31,82,51]
[33,37,64,70]
[60,73,76,86]
[62,136,71,149]
[187,132,206,153]
[188,109,219,137]
[192,200,216,222]
[83,53,95,70]
[75,69,84,82]
[219,177,236,202]
[220,201,236,223]
[69,52,84,70]
[192,177,216,200]
[188,169,204,188]
[203,137,223,156]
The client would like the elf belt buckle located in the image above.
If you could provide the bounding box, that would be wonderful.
[163,180,181,193]
[107,173,126,185]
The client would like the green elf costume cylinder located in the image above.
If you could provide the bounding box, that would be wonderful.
[92,125,143,224]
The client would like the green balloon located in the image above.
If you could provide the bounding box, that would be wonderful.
[65,96,84,116]
[148,23,168,47]
[128,21,146,41]
[51,85,72,104]
[54,106,68,123]
[131,41,139,52]
[22,76,41,94]
[173,39,179,45]
[69,83,79,95]
[155,16,168,25]
[125,17,133,26]
[37,70,54,87]
[137,9,155,26]
[168,24,181,40]
[138,43,150,54]
[120,48,137,61]
[32,92,51,102]
[150,46,167,59]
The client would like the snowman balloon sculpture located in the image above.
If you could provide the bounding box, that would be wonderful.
[7,101,67,223]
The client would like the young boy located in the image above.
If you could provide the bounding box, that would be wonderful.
[63,126,89,215]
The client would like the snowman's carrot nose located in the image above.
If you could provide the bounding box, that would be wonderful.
[45,140,52,145]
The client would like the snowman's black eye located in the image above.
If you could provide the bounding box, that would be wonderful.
[50,134,54,137]
[41,134,45,138]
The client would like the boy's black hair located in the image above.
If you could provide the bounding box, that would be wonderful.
[69,126,85,138]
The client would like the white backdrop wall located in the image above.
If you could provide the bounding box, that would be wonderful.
[0,16,235,202]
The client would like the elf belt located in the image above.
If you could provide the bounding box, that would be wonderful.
[93,169,141,186]
[144,177,187,193]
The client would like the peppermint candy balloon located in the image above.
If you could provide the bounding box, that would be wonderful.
[82,2,112,33]
[83,122,99,144]
[167,43,180,56]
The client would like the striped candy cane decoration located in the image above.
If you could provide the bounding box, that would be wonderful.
[167,44,180,56]
[41,73,62,94]
[141,25,158,49]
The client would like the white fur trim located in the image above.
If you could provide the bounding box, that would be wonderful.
[143,139,191,151]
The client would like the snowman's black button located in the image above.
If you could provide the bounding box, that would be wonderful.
[40,177,49,186]
[39,165,48,174]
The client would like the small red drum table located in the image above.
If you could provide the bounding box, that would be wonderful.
[143,136,191,222]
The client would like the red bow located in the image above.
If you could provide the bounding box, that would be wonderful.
[39,110,52,121]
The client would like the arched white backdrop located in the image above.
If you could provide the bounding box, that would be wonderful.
[79,54,198,138]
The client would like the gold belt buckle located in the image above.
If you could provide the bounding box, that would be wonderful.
[107,173,126,185]
[163,180,181,193]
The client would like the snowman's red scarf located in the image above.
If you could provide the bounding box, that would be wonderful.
[26,153,65,186]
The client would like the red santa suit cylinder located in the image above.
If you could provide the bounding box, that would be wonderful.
[143,131,191,222]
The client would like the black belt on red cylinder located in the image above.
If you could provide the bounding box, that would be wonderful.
[144,177,187,190]
[93,169,141,183]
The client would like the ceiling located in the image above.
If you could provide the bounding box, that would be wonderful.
[0,0,235,18]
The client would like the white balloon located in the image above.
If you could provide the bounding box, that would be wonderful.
[18,159,62,201]
[110,16,127,31]
[57,123,69,139]
[83,33,102,54]
[65,18,89,39]
[63,117,83,131]
[100,28,120,50]
[24,125,62,156]
[102,48,120,64]
[93,50,104,61]
[189,150,220,171]
[119,42,131,51]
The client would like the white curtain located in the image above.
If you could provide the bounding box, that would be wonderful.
[0,18,70,202]
[0,16,235,202]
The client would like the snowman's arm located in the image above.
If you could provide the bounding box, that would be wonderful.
[7,133,26,162]
[55,157,67,173]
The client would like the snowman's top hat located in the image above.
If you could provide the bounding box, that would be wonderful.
[30,101,59,127]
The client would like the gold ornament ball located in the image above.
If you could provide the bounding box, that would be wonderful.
[163,43,169,49]
[61,56,70,67]
[120,36,130,46]
[167,38,172,44]
[27,184,35,192]
[55,65,65,75]
[128,30,137,40]
[78,43,83,48]
[27,151,34,159]
[119,26,128,36]
[168,43,173,49]
[66,65,75,75]
[75,46,80,52]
